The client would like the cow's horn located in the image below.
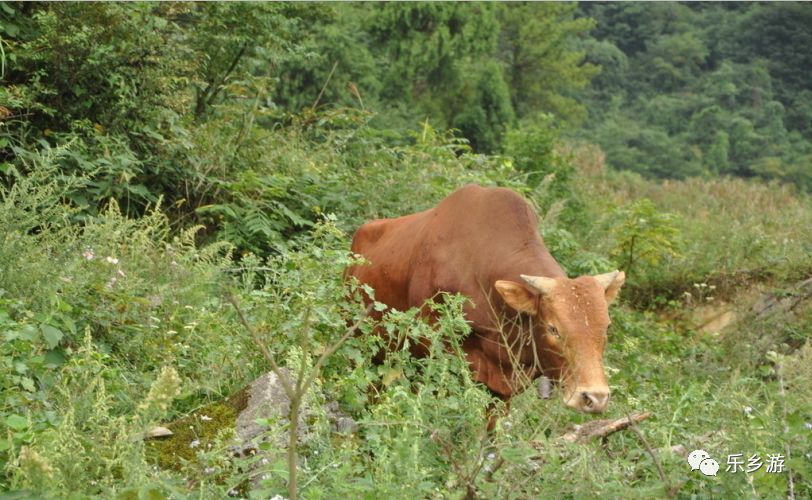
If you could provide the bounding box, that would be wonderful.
[593,270,621,290]
[520,274,557,295]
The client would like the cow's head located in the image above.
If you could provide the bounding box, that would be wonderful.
[494,271,625,413]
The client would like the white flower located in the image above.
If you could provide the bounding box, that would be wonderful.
[82,249,95,260]
[200,415,213,421]
[189,439,201,448]
[106,256,119,264]
[744,406,753,415]
[204,467,216,475]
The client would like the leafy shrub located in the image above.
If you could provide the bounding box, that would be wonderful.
[608,198,681,280]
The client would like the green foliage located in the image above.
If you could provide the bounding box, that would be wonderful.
[578,3,812,191]
[575,161,812,306]
[502,117,587,227]
[609,198,681,279]
[503,118,561,188]
[499,2,599,125]
[0,150,262,489]
[542,226,614,277]
[270,2,596,153]
[8,333,172,494]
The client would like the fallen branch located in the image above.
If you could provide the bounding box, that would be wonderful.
[557,411,652,444]
[486,411,653,482]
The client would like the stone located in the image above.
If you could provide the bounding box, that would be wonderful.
[234,368,304,450]
[231,368,358,457]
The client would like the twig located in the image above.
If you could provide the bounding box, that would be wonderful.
[195,42,249,119]
[300,303,371,395]
[625,412,677,498]
[777,364,796,500]
[486,412,653,483]
[311,61,338,110]
[226,292,295,398]
[227,291,370,500]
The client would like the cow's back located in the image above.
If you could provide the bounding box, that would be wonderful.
[348,184,563,322]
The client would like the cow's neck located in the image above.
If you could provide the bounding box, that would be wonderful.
[460,242,568,394]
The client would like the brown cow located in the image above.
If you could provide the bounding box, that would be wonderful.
[347,184,624,413]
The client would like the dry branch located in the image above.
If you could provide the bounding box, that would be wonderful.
[556,411,652,444]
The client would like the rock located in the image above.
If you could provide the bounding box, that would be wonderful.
[752,277,812,318]
[334,416,359,434]
[228,368,359,489]
[665,444,688,458]
[231,368,358,457]
[324,399,358,434]
[693,304,736,333]
[144,426,173,439]
[233,368,305,450]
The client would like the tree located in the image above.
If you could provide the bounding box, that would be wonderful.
[498,3,598,125]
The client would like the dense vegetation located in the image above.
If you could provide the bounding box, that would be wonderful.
[1,2,810,498]
[577,2,812,190]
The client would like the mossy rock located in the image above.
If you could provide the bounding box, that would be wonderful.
[145,387,249,471]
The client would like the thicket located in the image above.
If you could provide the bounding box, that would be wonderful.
[1,2,810,498]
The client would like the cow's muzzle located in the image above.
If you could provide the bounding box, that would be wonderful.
[565,386,610,413]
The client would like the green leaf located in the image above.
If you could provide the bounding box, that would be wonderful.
[382,367,402,386]
[41,324,64,349]
[44,349,66,368]
[5,414,28,431]
[19,324,39,341]
[20,377,35,392]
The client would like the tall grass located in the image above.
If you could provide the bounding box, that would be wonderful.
[567,142,812,305]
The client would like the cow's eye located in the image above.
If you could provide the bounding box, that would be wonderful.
[547,325,560,337]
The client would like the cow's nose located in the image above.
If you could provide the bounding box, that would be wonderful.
[564,386,611,413]
[580,390,610,413]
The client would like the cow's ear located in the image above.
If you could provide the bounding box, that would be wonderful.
[595,270,625,304]
[495,280,538,314]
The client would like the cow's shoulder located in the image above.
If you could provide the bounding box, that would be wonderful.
[351,218,390,253]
